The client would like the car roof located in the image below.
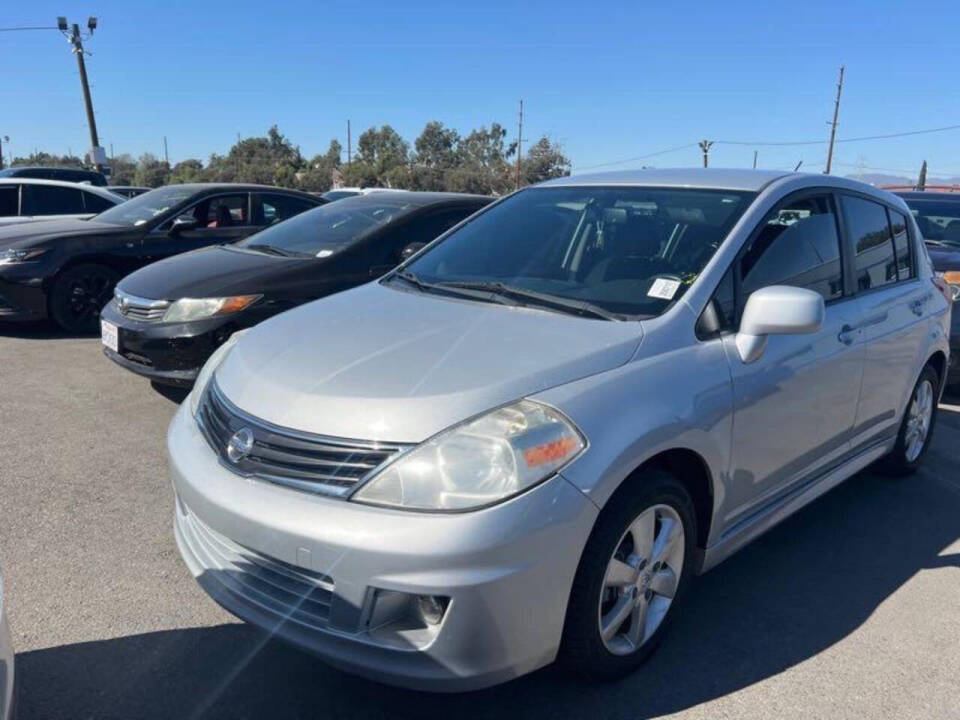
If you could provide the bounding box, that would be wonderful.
[893,191,960,200]
[328,190,491,209]
[539,167,795,192]
[169,183,320,199]
[0,177,124,199]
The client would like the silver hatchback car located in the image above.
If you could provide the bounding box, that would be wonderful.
[169,169,951,692]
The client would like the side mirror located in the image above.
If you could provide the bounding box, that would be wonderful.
[170,215,198,234]
[399,242,427,262]
[735,285,825,364]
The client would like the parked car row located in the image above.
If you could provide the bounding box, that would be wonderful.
[0,170,952,698]
[0,178,124,225]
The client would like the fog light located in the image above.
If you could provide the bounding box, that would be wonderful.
[417,595,450,625]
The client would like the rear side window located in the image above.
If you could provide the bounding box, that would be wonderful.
[21,185,86,215]
[370,207,476,267]
[257,193,317,226]
[741,193,844,303]
[841,195,898,291]
[888,209,913,280]
[0,186,18,216]
[83,191,114,213]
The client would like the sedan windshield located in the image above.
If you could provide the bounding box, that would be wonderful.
[902,197,960,246]
[92,185,196,226]
[236,197,413,257]
[398,186,753,318]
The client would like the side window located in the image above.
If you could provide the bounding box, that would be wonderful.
[83,191,114,213]
[256,194,317,226]
[841,195,898,291]
[888,208,913,280]
[198,194,249,228]
[21,185,86,215]
[741,193,844,303]
[370,208,474,267]
[0,186,18,217]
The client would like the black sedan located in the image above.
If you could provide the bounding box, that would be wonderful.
[100,191,492,386]
[0,184,323,332]
[896,191,960,386]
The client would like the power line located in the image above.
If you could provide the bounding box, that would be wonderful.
[0,26,58,31]
[575,142,699,170]
[714,122,960,147]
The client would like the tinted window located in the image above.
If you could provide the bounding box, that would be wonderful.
[257,193,317,226]
[370,207,478,267]
[0,186,18,216]
[842,195,898,291]
[404,187,754,317]
[741,194,843,302]
[901,197,960,245]
[888,209,913,280]
[237,197,418,257]
[200,195,248,227]
[21,185,86,215]
[83,191,115,213]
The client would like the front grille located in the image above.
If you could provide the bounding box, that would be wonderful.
[115,289,168,322]
[197,380,408,497]
[181,509,335,629]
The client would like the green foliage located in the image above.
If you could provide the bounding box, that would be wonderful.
[16,121,571,196]
[12,151,85,168]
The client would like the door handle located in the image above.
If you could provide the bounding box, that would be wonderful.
[838,324,856,345]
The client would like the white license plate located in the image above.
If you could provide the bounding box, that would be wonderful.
[101,320,119,353]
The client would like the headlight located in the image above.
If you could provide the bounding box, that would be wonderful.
[0,248,46,265]
[189,329,248,417]
[352,400,585,511]
[163,295,261,323]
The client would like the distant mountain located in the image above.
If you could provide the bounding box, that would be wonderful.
[845,172,960,187]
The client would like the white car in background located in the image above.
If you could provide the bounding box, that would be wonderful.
[0,178,124,225]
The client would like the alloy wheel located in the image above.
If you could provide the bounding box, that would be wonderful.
[65,271,114,327]
[598,503,685,656]
[904,378,934,463]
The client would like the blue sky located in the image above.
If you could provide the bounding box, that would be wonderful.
[3,0,960,178]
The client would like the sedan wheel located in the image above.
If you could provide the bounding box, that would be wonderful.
[904,378,934,463]
[50,264,118,334]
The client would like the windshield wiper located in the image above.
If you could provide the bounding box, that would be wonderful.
[244,244,298,257]
[439,281,625,321]
[390,271,512,305]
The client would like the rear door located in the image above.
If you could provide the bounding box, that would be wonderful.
[0,185,19,223]
[20,184,88,221]
[839,194,931,449]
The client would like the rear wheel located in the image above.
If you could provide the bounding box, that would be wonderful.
[877,364,939,476]
[49,263,118,334]
[559,470,696,680]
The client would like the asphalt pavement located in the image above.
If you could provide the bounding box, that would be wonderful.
[1,322,958,719]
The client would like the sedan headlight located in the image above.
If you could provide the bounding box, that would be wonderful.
[352,400,585,511]
[163,295,261,323]
[0,248,46,265]
[189,329,248,417]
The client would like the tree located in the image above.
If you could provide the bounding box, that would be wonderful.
[523,136,571,185]
[108,153,137,185]
[297,139,343,192]
[446,123,515,195]
[410,121,460,190]
[12,151,85,168]
[355,125,409,186]
[168,158,205,184]
[133,153,170,188]
[206,125,304,186]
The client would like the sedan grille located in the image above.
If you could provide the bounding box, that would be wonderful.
[197,380,409,497]
[115,289,169,322]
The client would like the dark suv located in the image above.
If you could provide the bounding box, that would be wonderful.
[0,166,108,186]
[0,184,323,332]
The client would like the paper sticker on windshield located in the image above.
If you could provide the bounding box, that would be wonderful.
[648,277,681,300]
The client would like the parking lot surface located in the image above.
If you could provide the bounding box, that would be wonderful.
[0,323,958,719]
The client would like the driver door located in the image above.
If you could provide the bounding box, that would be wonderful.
[143,193,254,263]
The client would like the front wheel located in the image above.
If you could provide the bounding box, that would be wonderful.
[559,470,696,680]
[877,364,940,476]
[49,263,119,334]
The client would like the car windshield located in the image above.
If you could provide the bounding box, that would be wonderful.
[902,197,960,246]
[236,198,413,257]
[92,185,197,226]
[397,186,753,318]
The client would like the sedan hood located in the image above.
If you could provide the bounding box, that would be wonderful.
[216,282,643,443]
[0,218,125,249]
[119,245,305,300]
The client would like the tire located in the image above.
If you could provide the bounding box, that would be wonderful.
[877,364,940,477]
[49,263,119,334]
[558,469,697,681]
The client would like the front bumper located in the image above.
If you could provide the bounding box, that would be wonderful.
[0,267,49,322]
[0,600,13,720]
[100,300,245,387]
[168,402,599,691]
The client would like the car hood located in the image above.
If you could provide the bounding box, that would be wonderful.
[215,282,643,443]
[0,217,126,249]
[118,245,307,300]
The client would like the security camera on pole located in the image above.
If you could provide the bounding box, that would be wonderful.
[57,16,107,173]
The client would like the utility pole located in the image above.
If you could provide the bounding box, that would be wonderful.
[824,64,844,175]
[0,135,7,170]
[699,140,713,168]
[58,17,103,171]
[163,136,169,166]
[346,120,352,166]
[917,159,927,191]
[752,150,758,169]
[515,99,524,190]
